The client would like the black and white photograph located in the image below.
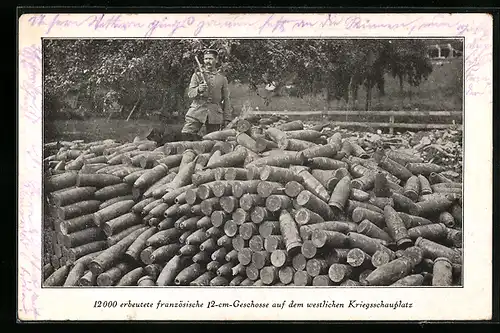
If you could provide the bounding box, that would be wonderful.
[41,37,465,288]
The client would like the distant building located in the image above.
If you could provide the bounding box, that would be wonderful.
[427,43,463,59]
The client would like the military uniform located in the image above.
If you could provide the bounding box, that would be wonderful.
[181,67,232,139]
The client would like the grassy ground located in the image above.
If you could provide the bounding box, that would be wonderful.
[45,58,462,143]
[230,58,462,113]
[44,118,185,143]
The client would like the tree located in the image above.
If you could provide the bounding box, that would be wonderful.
[43,38,434,118]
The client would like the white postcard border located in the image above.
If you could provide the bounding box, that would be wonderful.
[18,12,493,321]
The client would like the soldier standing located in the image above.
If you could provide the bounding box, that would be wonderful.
[181,49,232,141]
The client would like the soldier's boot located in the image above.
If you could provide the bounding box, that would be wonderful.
[205,124,221,134]
[182,133,199,142]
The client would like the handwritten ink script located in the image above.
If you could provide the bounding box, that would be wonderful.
[25,13,490,38]
[25,13,492,98]
[19,180,42,320]
[20,45,42,124]
[464,37,492,97]
[19,43,42,320]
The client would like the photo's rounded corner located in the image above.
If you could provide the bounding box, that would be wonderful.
[18,13,35,26]
[16,310,36,323]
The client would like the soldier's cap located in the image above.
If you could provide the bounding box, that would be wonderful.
[203,48,219,57]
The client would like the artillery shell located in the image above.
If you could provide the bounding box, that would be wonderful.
[403,176,421,202]
[249,235,265,251]
[232,208,249,225]
[306,258,330,277]
[328,175,351,213]
[239,278,254,286]
[284,181,305,198]
[279,210,303,255]
[439,212,455,228]
[239,222,258,240]
[210,276,229,286]
[224,220,239,237]
[57,200,101,220]
[350,188,370,202]
[328,264,352,283]
[351,173,376,192]
[450,203,462,225]
[392,192,418,213]
[279,266,296,284]
[190,271,216,286]
[357,219,392,243]
[445,228,462,248]
[217,262,235,277]
[391,274,424,286]
[406,163,444,176]
[429,172,453,184]
[352,207,385,229]
[347,248,372,268]
[48,186,97,207]
[407,223,447,241]
[346,200,384,215]
[257,181,285,198]
[232,180,261,198]
[210,210,229,228]
[246,264,260,281]
[207,261,222,273]
[264,235,285,252]
[378,156,413,181]
[373,172,391,197]
[297,190,335,220]
[292,253,307,271]
[384,205,412,249]
[299,222,356,241]
[294,208,324,226]
[347,232,394,256]
[225,249,239,263]
[258,220,280,238]
[260,165,301,184]
[386,150,423,165]
[175,263,204,285]
[311,229,349,248]
[415,237,461,263]
[368,197,394,210]
[177,228,192,244]
[432,257,453,286]
[260,266,279,285]
[231,235,247,251]
[252,251,271,269]
[178,244,198,257]
[240,194,265,211]
[340,279,361,286]
[270,250,291,268]
[229,275,246,286]
[266,195,292,212]
[294,270,312,286]
[237,248,253,266]
[418,175,433,195]
[363,256,414,286]
[220,196,238,213]
[398,212,434,229]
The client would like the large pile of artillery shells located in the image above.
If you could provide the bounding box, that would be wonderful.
[42,119,462,287]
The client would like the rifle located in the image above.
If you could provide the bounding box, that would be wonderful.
[194,56,212,103]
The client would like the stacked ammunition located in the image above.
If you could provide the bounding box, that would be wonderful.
[42,119,463,287]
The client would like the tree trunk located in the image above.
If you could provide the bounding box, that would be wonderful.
[365,84,372,111]
[348,76,355,111]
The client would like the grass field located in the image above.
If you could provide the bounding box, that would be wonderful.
[45,58,463,143]
[229,58,462,113]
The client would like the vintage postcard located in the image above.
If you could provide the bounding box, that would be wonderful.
[18,12,492,321]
